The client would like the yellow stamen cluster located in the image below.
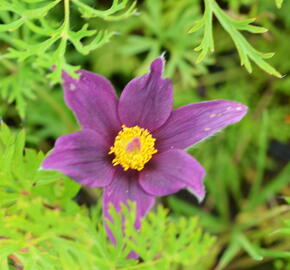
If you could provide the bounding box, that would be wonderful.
[109,125,158,171]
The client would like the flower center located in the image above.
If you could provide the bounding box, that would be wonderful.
[109,125,158,171]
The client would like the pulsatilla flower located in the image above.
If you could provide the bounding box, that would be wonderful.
[42,57,247,237]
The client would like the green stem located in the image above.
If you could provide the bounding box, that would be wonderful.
[0,58,17,73]
[63,0,70,35]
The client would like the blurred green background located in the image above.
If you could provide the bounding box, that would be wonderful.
[0,0,290,269]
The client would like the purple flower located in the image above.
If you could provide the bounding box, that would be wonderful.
[42,57,247,239]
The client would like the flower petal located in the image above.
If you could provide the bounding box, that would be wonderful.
[42,129,114,188]
[103,168,155,242]
[139,150,206,202]
[63,70,121,144]
[153,100,248,151]
[118,57,173,131]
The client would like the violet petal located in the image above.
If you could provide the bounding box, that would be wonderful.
[118,57,173,131]
[139,149,206,202]
[42,129,114,188]
[63,70,121,144]
[153,100,248,151]
[103,168,155,242]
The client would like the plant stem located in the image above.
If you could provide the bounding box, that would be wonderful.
[63,0,70,35]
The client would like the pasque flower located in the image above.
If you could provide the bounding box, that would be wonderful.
[42,57,247,237]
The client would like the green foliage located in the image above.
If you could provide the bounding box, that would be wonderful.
[1,1,290,269]
[189,0,281,77]
[0,62,43,118]
[167,107,290,269]
[0,123,216,270]
[0,0,136,117]
[0,0,283,118]
[276,0,284,8]
[271,198,290,270]
[118,0,210,87]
